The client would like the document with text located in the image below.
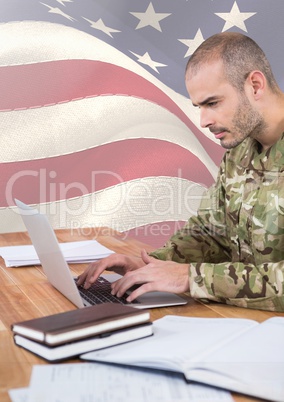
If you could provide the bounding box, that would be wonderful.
[9,362,233,402]
[82,315,284,402]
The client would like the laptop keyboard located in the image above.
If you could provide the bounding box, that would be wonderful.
[76,276,139,305]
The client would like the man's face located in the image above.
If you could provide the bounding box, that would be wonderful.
[185,60,264,149]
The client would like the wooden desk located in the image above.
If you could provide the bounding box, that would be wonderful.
[0,228,283,402]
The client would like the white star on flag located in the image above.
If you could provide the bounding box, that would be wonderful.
[40,3,76,21]
[55,0,73,6]
[83,18,121,37]
[130,2,171,32]
[129,51,167,73]
[215,1,256,32]
[178,29,205,58]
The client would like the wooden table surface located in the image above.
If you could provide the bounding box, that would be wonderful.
[0,227,283,402]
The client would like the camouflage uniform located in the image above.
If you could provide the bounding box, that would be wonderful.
[150,133,284,311]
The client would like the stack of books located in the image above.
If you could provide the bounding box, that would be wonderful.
[11,303,153,362]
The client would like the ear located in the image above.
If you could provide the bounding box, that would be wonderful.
[246,70,266,99]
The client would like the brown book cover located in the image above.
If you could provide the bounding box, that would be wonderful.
[11,303,150,346]
[13,323,153,362]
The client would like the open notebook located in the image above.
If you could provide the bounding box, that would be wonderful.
[15,199,187,309]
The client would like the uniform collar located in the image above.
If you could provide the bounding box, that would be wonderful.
[234,133,284,171]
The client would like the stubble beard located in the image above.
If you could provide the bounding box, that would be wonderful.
[220,96,266,150]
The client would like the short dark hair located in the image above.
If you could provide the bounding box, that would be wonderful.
[186,32,278,93]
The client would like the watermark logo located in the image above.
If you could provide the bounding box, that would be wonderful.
[6,168,206,233]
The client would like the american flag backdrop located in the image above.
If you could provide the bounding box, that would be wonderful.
[1,0,284,247]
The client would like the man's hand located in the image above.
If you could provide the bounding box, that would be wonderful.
[76,253,144,289]
[110,249,189,302]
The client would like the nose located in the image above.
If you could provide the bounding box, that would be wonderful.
[200,108,214,129]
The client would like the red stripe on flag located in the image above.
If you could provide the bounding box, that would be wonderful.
[1,138,212,207]
[124,221,186,248]
[0,60,224,164]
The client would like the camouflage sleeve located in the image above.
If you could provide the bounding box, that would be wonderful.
[150,159,231,264]
[189,260,284,312]
[149,152,284,312]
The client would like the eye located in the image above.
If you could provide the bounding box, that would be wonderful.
[207,101,218,107]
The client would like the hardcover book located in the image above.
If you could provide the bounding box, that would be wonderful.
[14,323,153,362]
[12,303,150,346]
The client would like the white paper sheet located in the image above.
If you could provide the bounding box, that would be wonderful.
[8,388,28,402]
[9,363,233,402]
[0,240,114,267]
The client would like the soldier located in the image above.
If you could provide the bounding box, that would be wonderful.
[77,32,284,311]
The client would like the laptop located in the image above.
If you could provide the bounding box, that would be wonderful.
[15,199,187,309]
